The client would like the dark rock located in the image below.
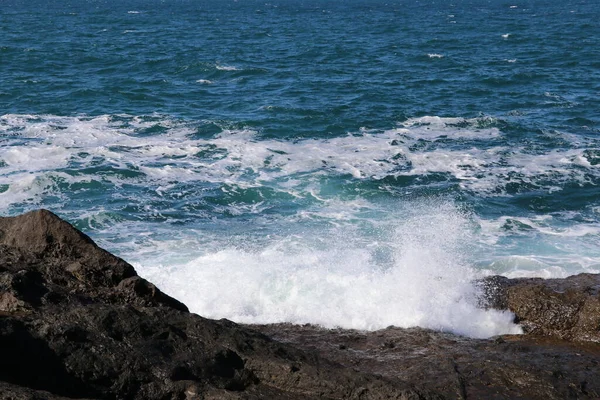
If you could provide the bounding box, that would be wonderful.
[0,209,136,288]
[1,209,599,399]
[251,323,600,400]
[0,210,432,399]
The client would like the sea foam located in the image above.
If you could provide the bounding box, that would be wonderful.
[131,199,521,339]
[1,114,595,200]
[1,114,598,334]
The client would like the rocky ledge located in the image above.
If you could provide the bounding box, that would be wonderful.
[0,210,599,399]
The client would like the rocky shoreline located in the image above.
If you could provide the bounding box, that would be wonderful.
[1,210,599,399]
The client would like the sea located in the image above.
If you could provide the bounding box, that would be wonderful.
[1,0,599,338]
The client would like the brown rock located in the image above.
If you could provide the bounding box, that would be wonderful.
[0,209,136,288]
[481,274,600,342]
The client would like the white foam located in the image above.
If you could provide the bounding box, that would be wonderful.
[399,115,502,138]
[7,113,600,336]
[196,79,214,84]
[427,53,443,58]
[0,173,45,205]
[474,213,600,278]
[479,256,600,279]
[215,64,239,71]
[1,146,70,172]
[1,114,598,211]
[132,200,521,338]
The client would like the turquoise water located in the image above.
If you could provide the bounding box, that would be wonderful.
[1,0,599,337]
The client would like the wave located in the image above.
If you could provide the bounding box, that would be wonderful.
[1,113,598,337]
[122,199,521,338]
[215,64,239,71]
[1,113,598,205]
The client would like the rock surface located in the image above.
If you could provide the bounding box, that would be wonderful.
[0,209,599,399]
[481,274,600,342]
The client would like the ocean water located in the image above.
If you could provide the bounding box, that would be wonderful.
[2,0,599,338]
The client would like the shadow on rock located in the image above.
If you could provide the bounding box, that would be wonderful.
[1,209,599,399]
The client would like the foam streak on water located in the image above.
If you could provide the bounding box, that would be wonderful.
[1,114,597,194]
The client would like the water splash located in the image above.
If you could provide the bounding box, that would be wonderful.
[134,199,521,338]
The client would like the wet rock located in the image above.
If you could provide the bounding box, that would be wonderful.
[481,274,600,342]
[0,210,431,399]
[1,209,599,399]
[252,324,600,400]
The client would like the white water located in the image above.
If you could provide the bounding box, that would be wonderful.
[1,114,596,197]
[131,200,521,338]
[2,113,600,338]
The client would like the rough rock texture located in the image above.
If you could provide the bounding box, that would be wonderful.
[252,323,600,400]
[482,274,600,342]
[1,209,599,399]
[0,210,437,399]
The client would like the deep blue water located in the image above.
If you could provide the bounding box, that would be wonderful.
[1,0,599,337]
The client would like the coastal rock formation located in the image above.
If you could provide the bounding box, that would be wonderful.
[482,274,600,342]
[0,210,438,399]
[1,210,599,399]
[252,323,600,400]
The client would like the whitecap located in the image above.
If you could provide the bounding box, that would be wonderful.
[1,113,596,204]
[215,64,239,71]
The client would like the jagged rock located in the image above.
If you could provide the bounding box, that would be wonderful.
[0,209,136,287]
[0,209,599,399]
[0,210,433,399]
[481,274,600,342]
[252,323,600,400]
[0,210,187,312]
